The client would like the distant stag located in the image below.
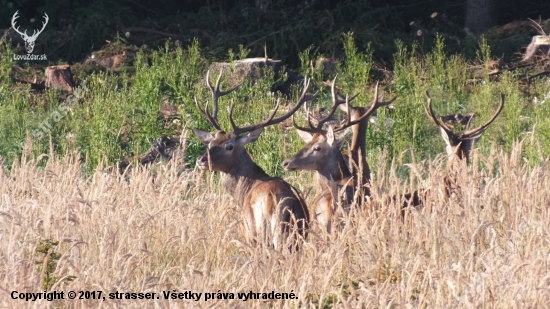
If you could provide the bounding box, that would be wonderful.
[425,91,505,198]
[193,71,313,250]
[283,77,395,232]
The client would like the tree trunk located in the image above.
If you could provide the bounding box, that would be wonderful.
[57,0,73,29]
[465,0,495,33]
[45,65,75,92]
[255,0,270,13]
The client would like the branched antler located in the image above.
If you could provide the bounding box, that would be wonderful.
[294,79,396,134]
[425,91,504,140]
[229,77,315,136]
[194,70,242,131]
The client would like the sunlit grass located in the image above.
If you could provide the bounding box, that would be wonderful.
[1,138,549,308]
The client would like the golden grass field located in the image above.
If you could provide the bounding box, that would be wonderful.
[1,135,549,308]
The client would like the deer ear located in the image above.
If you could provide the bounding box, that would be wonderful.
[326,126,335,146]
[296,129,314,143]
[238,127,264,145]
[337,103,350,113]
[193,128,215,145]
[439,127,456,153]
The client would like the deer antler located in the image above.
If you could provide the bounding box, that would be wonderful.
[462,93,505,139]
[229,77,315,136]
[425,91,455,137]
[425,91,504,140]
[294,75,358,133]
[194,70,242,131]
[310,75,360,129]
[293,79,396,134]
[332,81,397,132]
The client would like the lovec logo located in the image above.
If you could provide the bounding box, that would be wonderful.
[11,10,48,60]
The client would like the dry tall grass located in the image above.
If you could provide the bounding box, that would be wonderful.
[1,137,549,308]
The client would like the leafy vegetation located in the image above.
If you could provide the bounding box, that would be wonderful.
[1,5,550,305]
[2,33,550,178]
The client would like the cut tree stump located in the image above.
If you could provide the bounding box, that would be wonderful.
[207,57,284,85]
[206,57,307,96]
[45,65,75,92]
[522,35,550,62]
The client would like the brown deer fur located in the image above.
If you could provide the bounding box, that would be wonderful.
[193,71,313,249]
[283,78,395,232]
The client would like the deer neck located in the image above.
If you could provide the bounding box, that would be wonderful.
[220,151,271,206]
[443,153,468,197]
[348,107,371,184]
[315,155,355,205]
[316,149,352,189]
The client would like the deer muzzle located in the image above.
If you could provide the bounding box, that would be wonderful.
[196,154,209,170]
[282,159,297,171]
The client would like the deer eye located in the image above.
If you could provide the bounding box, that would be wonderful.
[313,145,321,152]
[225,144,234,151]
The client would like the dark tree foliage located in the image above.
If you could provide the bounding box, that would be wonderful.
[1,0,549,64]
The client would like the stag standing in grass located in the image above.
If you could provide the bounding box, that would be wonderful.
[425,91,505,198]
[336,80,396,196]
[282,77,396,232]
[193,71,313,250]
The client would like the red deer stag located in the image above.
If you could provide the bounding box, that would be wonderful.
[193,71,313,250]
[336,80,397,195]
[425,91,505,198]
[282,77,395,232]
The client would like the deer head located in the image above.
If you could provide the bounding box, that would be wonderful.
[194,70,313,173]
[283,77,395,172]
[11,11,49,54]
[425,91,504,163]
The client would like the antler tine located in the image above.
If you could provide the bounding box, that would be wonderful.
[338,95,352,130]
[372,80,379,104]
[301,101,318,130]
[194,95,222,131]
[425,91,454,136]
[307,112,320,130]
[292,114,319,133]
[205,70,242,122]
[333,81,397,132]
[308,76,358,131]
[228,99,242,133]
[311,74,347,130]
[334,91,359,105]
[463,93,505,138]
[230,77,315,136]
[230,99,280,136]
[465,113,475,131]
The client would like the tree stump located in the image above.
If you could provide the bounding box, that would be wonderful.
[206,57,308,96]
[522,35,550,62]
[207,58,284,85]
[45,65,75,92]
